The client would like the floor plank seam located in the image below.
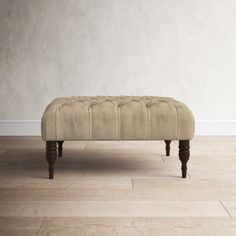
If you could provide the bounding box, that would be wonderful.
[187,172,192,179]
[187,173,192,179]
[219,200,232,217]
[37,217,46,235]
[160,155,165,163]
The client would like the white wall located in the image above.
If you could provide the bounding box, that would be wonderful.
[1,0,236,134]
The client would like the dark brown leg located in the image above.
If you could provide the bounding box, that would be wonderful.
[178,140,190,178]
[57,141,64,157]
[164,140,171,156]
[46,141,57,179]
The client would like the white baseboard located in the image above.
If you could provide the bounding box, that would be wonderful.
[195,120,236,135]
[0,119,41,136]
[0,119,236,136]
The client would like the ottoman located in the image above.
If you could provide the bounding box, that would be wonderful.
[41,96,195,179]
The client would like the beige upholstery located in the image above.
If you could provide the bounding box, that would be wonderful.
[41,96,195,141]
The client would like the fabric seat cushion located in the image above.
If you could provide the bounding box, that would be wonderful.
[41,96,195,141]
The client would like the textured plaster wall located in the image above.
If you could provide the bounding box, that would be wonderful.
[0,0,236,119]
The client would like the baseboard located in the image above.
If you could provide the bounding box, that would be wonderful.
[0,119,236,136]
[0,119,41,136]
[195,120,236,135]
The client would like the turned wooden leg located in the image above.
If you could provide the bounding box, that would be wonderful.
[57,141,64,157]
[164,140,171,156]
[178,140,190,178]
[46,141,57,179]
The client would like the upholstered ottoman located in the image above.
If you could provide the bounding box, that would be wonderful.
[41,96,195,179]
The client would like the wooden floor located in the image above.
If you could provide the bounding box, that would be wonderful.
[0,136,236,235]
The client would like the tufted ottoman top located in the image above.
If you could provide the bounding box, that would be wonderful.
[41,96,195,141]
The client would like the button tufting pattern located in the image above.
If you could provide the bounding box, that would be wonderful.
[41,96,195,141]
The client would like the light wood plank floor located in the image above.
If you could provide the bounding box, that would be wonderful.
[0,136,236,235]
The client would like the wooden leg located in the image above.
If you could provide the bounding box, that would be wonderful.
[178,140,190,178]
[57,141,64,157]
[164,140,171,156]
[46,141,57,179]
